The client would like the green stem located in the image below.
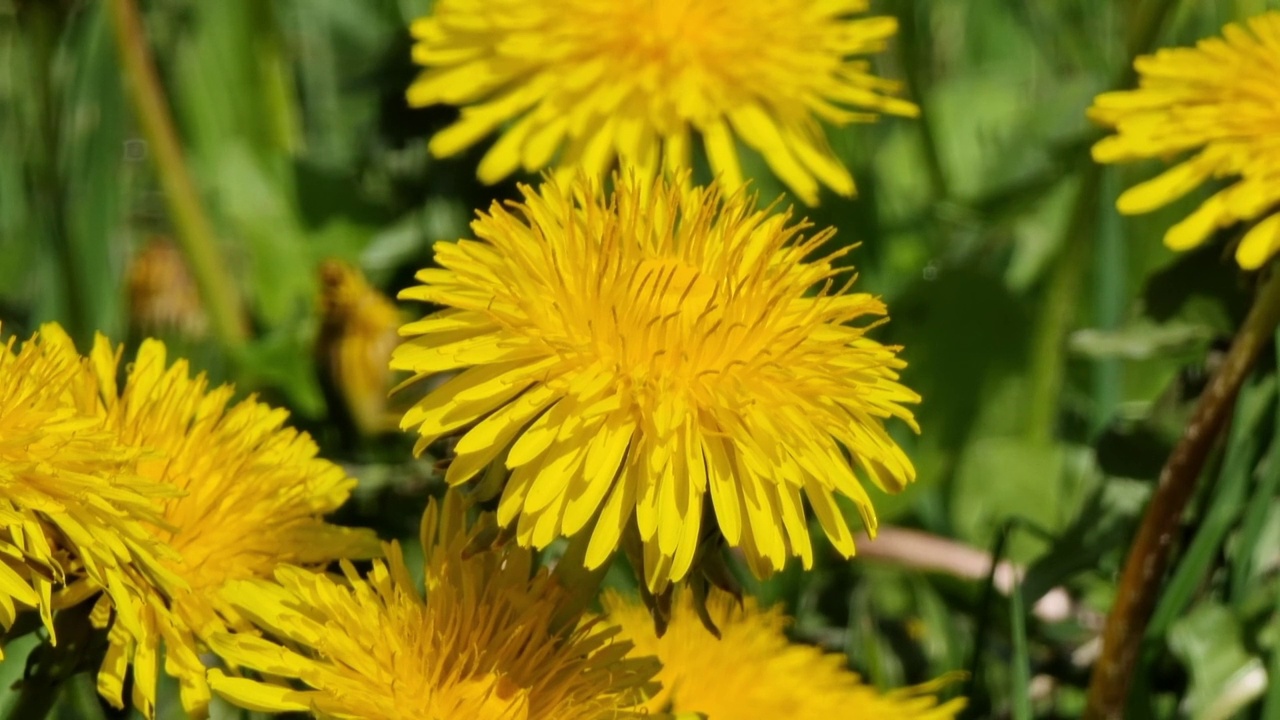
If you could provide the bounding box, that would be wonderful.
[548,527,611,634]
[1083,266,1280,720]
[18,4,91,345]
[64,675,107,720]
[6,603,104,720]
[107,0,249,350]
[1022,0,1182,443]
[7,676,61,720]
[1025,168,1099,444]
[894,0,947,201]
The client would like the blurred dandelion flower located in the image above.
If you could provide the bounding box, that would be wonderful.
[207,491,657,719]
[1089,12,1280,269]
[394,172,918,591]
[0,325,178,657]
[316,259,404,436]
[77,337,380,718]
[606,587,966,719]
[126,237,209,339]
[407,0,918,205]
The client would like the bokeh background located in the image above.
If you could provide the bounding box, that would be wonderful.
[4,0,1280,717]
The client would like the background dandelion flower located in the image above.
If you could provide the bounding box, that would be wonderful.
[605,587,966,719]
[394,172,919,591]
[1089,12,1280,269]
[208,491,657,720]
[316,259,404,436]
[408,0,918,205]
[78,336,381,718]
[0,326,178,657]
[126,237,210,339]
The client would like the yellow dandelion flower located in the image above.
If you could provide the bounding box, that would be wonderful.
[408,0,918,205]
[0,326,178,656]
[1089,12,1280,270]
[605,587,966,719]
[316,259,404,436]
[74,336,381,718]
[207,491,658,719]
[393,172,919,591]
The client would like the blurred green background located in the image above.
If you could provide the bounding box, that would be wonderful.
[4,0,1280,718]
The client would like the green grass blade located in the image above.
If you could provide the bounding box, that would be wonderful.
[1147,374,1274,638]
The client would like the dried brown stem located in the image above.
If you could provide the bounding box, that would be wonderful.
[1083,266,1280,720]
[855,527,1076,624]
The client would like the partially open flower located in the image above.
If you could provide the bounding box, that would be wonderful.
[316,259,403,436]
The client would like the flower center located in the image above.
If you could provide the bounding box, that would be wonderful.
[595,256,729,418]
[429,674,529,720]
[633,257,717,320]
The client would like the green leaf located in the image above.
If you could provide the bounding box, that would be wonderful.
[1168,603,1266,720]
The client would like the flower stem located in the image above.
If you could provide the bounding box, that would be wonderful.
[1083,266,1280,720]
[7,604,104,720]
[1025,165,1099,444]
[107,0,249,350]
[6,676,61,720]
[1024,0,1183,444]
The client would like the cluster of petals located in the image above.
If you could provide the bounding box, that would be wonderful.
[394,172,919,591]
[1090,12,1280,269]
[0,326,178,662]
[208,491,657,720]
[408,0,918,205]
[0,324,378,718]
[606,587,966,719]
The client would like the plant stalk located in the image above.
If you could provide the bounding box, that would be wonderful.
[107,0,249,349]
[6,603,104,720]
[1083,266,1280,719]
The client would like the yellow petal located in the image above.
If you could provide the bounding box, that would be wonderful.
[448,384,560,486]
[1115,157,1213,214]
[585,457,639,569]
[207,670,310,714]
[1236,212,1280,270]
[805,479,856,557]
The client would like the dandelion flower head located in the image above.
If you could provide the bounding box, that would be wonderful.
[317,259,404,436]
[76,336,380,718]
[0,325,177,657]
[1089,12,1280,269]
[605,587,966,719]
[393,172,919,591]
[408,0,918,205]
[208,491,657,720]
[127,237,209,338]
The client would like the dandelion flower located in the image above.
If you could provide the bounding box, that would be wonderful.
[605,587,966,719]
[0,326,177,657]
[127,237,209,338]
[207,491,657,719]
[76,336,381,718]
[407,0,918,205]
[316,259,404,436]
[1089,12,1280,269]
[393,172,919,591]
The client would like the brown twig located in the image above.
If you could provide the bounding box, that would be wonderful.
[1083,266,1280,720]
[855,527,1077,624]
